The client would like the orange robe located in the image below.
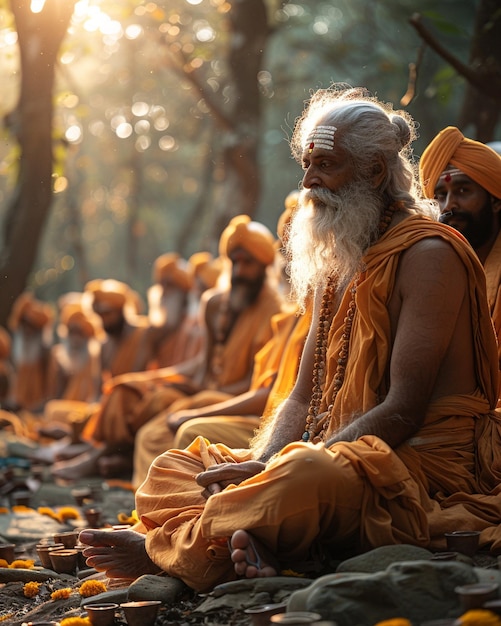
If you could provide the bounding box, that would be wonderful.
[10,349,50,412]
[134,216,501,593]
[132,284,284,480]
[484,230,501,405]
[173,306,311,451]
[85,283,282,451]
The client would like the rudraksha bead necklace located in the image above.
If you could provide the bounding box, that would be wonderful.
[302,202,400,443]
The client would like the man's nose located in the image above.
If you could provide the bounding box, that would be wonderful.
[440,192,456,214]
[302,167,320,189]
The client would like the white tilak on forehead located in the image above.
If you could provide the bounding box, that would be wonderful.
[305,125,337,153]
[439,168,465,182]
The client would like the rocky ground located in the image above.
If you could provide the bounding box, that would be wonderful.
[1,458,501,626]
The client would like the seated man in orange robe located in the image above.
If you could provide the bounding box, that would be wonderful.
[80,85,501,594]
[6,292,54,414]
[53,216,284,480]
[419,126,501,404]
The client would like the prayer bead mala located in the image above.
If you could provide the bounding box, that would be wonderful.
[302,202,401,443]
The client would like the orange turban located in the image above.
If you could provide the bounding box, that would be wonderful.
[420,126,501,199]
[85,279,129,313]
[59,303,99,339]
[219,215,276,266]
[277,190,299,246]
[189,252,222,289]
[8,292,53,331]
[153,253,193,292]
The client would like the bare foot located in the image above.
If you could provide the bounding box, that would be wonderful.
[78,529,161,579]
[230,529,278,578]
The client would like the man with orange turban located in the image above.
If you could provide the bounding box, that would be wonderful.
[419,126,501,404]
[146,253,204,370]
[80,86,501,596]
[52,217,283,481]
[6,292,54,413]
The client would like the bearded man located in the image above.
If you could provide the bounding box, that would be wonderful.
[53,216,283,481]
[79,85,501,594]
[419,126,501,404]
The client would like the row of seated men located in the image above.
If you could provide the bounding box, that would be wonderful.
[0,204,300,486]
[2,139,501,490]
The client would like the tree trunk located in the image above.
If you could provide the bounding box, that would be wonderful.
[0,0,76,326]
[457,0,501,140]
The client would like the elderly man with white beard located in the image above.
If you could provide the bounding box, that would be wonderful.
[79,84,501,592]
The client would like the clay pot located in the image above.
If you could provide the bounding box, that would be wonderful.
[36,543,65,569]
[71,487,92,506]
[120,601,162,626]
[11,490,31,507]
[84,507,102,527]
[0,543,16,564]
[270,612,323,625]
[49,549,79,574]
[53,531,79,548]
[444,530,481,557]
[85,602,119,626]
[245,603,289,626]
[455,582,499,611]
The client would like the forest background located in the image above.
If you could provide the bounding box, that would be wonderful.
[0,0,499,326]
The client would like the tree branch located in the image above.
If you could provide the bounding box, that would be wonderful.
[409,12,501,99]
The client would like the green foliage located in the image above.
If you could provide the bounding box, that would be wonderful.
[0,0,491,304]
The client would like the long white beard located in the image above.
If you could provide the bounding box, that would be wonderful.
[286,181,384,308]
[12,332,44,365]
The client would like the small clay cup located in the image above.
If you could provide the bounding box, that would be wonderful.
[120,601,162,626]
[49,548,79,574]
[11,490,31,507]
[455,582,499,611]
[84,507,102,527]
[36,543,65,569]
[0,543,16,564]
[85,602,119,626]
[445,530,481,557]
[53,530,79,548]
[245,603,289,626]
[270,612,323,625]
[71,487,92,506]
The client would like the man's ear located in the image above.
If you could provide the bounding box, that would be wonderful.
[371,155,387,188]
[491,196,501,214]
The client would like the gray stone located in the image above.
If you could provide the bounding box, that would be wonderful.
[197,576,313,613]
[288,560,485,626]
[127,574,188,603]
[336,544,433,574]
[0,566,58,583]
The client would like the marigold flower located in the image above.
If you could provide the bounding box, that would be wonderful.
[374,620,412,626]
[23,581,42,598]
[79,579,107,597]
[457,609,501,625]
[60,617,92,626]
[12,505,35,513]
[0,559,9,568]
[38,506,60,521]
[51,587,74,600]
[56,506,80,522]
[10,558,35,569]
[0,507,9,515]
